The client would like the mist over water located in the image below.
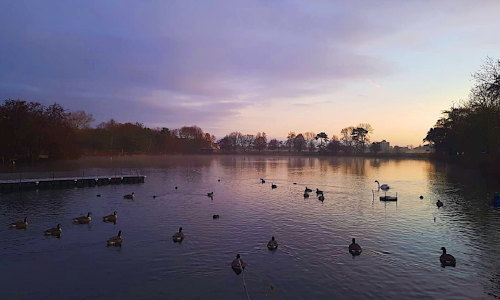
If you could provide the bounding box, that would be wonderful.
[1,155,499,299]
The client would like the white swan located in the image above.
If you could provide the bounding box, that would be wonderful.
[375,180,390,190]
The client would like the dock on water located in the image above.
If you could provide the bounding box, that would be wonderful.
[0,175,145,193]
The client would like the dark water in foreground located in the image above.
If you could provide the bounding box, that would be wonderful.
[1,155,499,300]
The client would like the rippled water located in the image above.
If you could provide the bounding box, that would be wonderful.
[1,155,499,300]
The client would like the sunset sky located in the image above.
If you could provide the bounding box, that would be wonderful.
[1,1,499,146]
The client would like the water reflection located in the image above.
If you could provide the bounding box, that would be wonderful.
[0,155,499,299]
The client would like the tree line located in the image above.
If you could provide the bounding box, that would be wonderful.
[217,123,375,154]
[0,99,216,162]
[424,57,500,157]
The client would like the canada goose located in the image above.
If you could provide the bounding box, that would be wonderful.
[213,214,220,219]
[293,182,297,185]
[271,183,277,189]
[96,194,101,197]
[153,195,157,199]
[304,192,310,198]
[260,178,265,184]
[172,227,184,242]
[318,195,325,202]
[436,200,443,208]
[107,230,123,247]
[175,186,178,190]
[218,178,221,182]
[123,192,135,199]
[267,236,278,250]
[419,195,424,199]
[231,254,247,274]
[73,212,92,224]
[440,247,456,267]
[103,211,118,223]
[305,187,312,193]
[349,238,362,256]
[316,188,323,195]
[44,224,62,237]
[207,192,214,197]
[10,217,28,229]
[375,180,390,190]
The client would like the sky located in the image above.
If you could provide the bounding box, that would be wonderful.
[1,0,499,146]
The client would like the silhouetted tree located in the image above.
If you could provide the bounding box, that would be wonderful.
[286,132,296,152]
[254,132,267,151]
[294,133,306,152]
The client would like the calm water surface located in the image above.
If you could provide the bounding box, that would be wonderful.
[1,156,499,299]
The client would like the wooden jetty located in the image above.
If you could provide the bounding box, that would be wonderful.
[0,175,145,193]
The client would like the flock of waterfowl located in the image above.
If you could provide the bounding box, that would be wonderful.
[8,176,459,274]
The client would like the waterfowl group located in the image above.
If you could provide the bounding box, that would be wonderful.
[10,217,28,229]
[73,212,92,224]
[267,236,278,250]
[107,230,123,247]
[123,192,135,199]
[172,227,184,242]
[103,211,118,223]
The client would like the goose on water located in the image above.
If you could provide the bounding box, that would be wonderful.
[440,247,456,267]
[349,238,362,256]
[231,254,247,274]
[10,217,28,229]
[123,192,135,199]
[172,227,185,242]
[107,230,123,247]
[44,224,62,237]
[436,200,443,208]
[271,183,277,189]
[73,212,92,224]
[267,236,278,250]
[305,187,312,193]
[103,211,118,223]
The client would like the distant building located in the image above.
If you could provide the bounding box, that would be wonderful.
[379,140,390,152]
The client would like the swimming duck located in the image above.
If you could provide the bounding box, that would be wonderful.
[267,236,278,250]
[305,187,312,193]
[103,211,118,223]
[10,217,28,229]
[271,183,277,189]
[207,192,214,197]
[349,238,362,256]
[260,178,265,184]
[440,247,456,267]
[316,188,324,195]
[107,230,123,247]
[172,227,184,242]
[44,224,62,237]
[123,192,135,199]
[318,195,325,202]
[374,180,390,190]
[231,254,247,274]
[436,200,443,208]
[73,212,92,224]
[304,192,310,198]
[213,214,220,219]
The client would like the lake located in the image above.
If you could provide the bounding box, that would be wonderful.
[1,155,499,299]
